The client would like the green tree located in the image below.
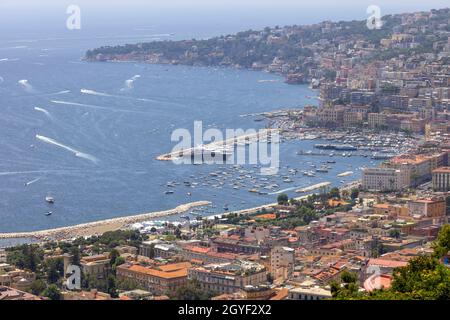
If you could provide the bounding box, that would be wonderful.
[42,284,62,300]
[171,278,214,300]
[350,188,359,200]
[389,229,401,239]
[29,279,47,296]
[277,193,289,205]
[45,258,64,284]
[432,224,450,259]
[329,187,340,199]
[70,246,81,266]
[330,270,361,299]
[106,274,118,298]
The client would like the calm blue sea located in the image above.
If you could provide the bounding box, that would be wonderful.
[0,4,413,235]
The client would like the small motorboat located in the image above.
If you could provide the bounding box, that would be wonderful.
[165,190,174,195]
[45,211,52,216]
[45,196,55,204]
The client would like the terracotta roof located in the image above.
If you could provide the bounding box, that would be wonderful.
[270,288,289,300]
[368,258,408,269]
[123,263,190,279]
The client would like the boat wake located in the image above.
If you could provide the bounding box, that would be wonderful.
[35,134,99,164]
[81,86,177,106]
[34,107,52,119]
[53,90,70,95]
[25,177,41,186]
[80,88,112,97]
[0,58,20,63]
[51,99,149,114]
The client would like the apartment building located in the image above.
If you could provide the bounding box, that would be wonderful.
[362,167,409,191]
[408,198,446,218]
[80,254,111,279]
[270,246,295,281]
[188,261,267,295]
[432,167,450,191]
[116,262,191,295]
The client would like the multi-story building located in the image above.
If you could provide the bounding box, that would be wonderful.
[270,246,295,281]
[80,254,111,279]
[188,261,267,295]
[408,198,446,218]
[432,167,450,191]
[288,286,332,300]
[116,262,191,295]
[368,113,387,128]
[362,167,409,191]
[0,264,36,291]
[390,153,446,186]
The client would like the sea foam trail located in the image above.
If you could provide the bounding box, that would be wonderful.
[35,134,99,164]
[0,58,20,62]
[34,107,52,119]
[51,99,149,114]
[25,177,40,186]
[80,87,175,106]
[80,88,112,97]
[18,79,36,93]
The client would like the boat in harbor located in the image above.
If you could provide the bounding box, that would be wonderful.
[337,171,353,177]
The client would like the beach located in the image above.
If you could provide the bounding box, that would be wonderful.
[0,179,360,242]
[0,201,211,241]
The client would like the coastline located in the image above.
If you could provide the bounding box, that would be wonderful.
[0,201,211,241]
[0,180,361,243]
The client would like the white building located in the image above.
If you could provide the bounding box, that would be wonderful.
[362,167,409,192]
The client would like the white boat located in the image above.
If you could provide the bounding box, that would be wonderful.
[45,196,55,204]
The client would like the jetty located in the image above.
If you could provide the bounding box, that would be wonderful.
[156,129,277,161]
[295,182,331,193]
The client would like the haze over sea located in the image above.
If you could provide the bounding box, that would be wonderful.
[0,2,445,234]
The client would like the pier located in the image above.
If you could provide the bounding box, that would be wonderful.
[295,182,331,193]
[156,129,277,161]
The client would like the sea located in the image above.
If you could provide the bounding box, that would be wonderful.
[0,3,438,240]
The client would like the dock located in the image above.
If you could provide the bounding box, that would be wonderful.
[156,129,277,161]
[295,182,331,193]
